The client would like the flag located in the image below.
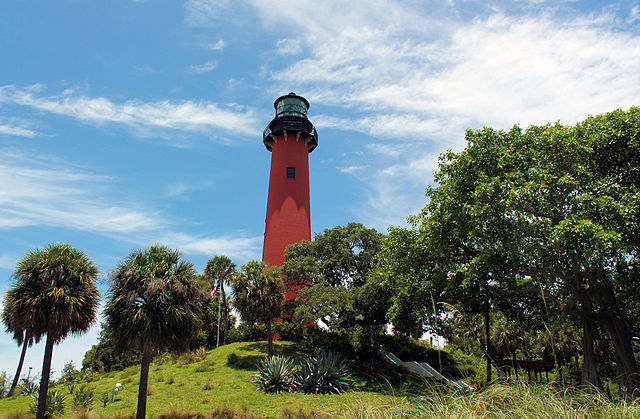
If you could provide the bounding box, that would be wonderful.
[210,284,220,299]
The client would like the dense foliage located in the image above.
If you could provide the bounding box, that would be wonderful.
[383,106,640,395]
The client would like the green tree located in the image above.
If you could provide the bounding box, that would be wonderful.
[81,324,142,372]
[288,223,389,334]
[231,261,284,357]
[385,107,640,394]
[204,255,236,345]
[4,243,99,418]
[104,245,202,419]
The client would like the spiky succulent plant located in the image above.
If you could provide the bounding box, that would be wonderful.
[296,350,354,394]
[255,355,298,394]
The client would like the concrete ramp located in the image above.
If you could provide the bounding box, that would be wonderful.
[380,350,474,392]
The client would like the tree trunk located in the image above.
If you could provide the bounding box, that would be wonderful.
[485,301,492,384]
[136,343,153,419]
[581,316,602,392]
[8,339,28,397]
[267,321,273,358]
[600,314,640,399]
[36,334,55,419]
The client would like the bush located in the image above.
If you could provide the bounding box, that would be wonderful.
[255,355,298,394]
[298,329,354,359]
[72,384,94,412]
[19,379,38,396]
[0,372,7,398]
[227,353,259,370]
[30,390,65,417]
[297,351,354,394]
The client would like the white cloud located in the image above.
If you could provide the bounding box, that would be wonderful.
[338,165,364,174]
[181,1,640,228]
[184,0,231,26]
[0,148,162,234]
[160,232,262,261]
[250,2,640,228]
[0,121,37,137]
[0,84,259,138]
[209,39,226,50]
[190,60,218,73]
[276,38,303,55]
[629,5,640,24]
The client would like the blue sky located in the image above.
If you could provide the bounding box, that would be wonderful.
[1,0,639,380]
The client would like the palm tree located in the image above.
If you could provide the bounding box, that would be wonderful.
[104,245,202,419]
[4,243,99,418]
[232,261,285,357]
[1,304,40,397]
[204,255,236,344]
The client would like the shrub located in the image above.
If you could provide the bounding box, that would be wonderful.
[227,353,259,370]
[255,355,298,394]
[298,329,354,359]
[19,379,39,396]
[194,346,207,361]
[297,351,354,394]
[72,385,94,413]
[30,390,65,417]
[0,372,7,397]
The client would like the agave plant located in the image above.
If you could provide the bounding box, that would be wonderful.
[29,390,65,417]
[297,350,354,394]
[20,379,39,396]
[255,355,297,394]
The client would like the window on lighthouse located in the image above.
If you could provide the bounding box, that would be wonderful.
[287,167,296,179]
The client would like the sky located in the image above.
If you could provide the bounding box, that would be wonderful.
[1,0,639,381]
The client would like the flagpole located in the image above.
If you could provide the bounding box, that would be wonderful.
[216,281,222,360]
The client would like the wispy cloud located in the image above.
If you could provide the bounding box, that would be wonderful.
[0,122,37,137]
[0,147,262,262]
[160,232,262,261]
[338,165,364,174]
[190,60,218,73]
[0,84,260,138]
[0,148,161,233]
[209,39,226,50]
[184,0,232,26]
[256,2,640,228]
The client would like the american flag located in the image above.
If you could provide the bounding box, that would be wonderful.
[210,284,220,299]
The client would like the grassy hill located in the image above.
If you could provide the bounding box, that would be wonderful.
[1,341,638,417]
[0,341,406,417]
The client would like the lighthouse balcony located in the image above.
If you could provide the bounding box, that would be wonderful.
[263,116,318,152]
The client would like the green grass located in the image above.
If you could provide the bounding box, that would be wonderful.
[1,341,639,417]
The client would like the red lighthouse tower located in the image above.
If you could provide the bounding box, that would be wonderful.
[262,93,318,301]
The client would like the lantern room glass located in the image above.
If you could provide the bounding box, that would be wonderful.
[275,97,308,119]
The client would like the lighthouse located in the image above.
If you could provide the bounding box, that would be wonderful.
[262,93,318,302]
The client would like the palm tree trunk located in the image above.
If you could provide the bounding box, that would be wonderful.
[136,343,153,419]
[36,334,55,419]
[8,339,28,397]
[267,321,273,357]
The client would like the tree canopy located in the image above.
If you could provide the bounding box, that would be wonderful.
[383,107,640,393]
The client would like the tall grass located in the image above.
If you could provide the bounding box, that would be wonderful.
[339,381,639,418]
